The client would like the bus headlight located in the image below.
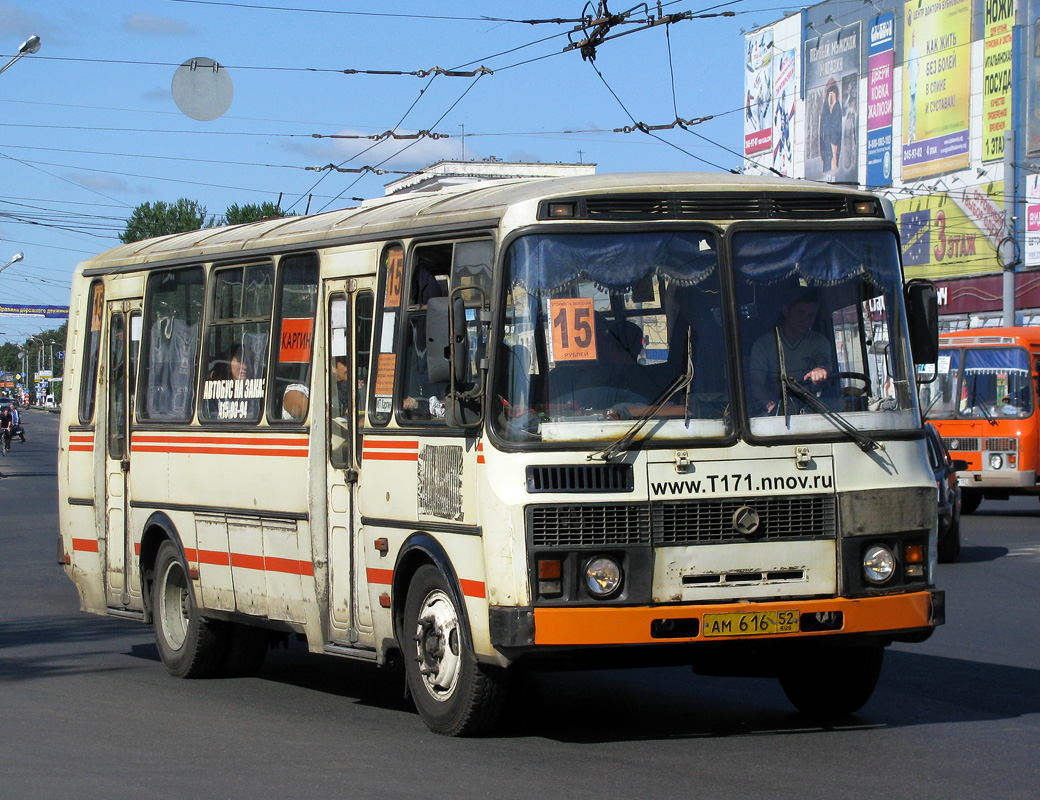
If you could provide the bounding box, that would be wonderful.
[990,454,1004,470]
[584,556,622,598]
[863,545,895,585]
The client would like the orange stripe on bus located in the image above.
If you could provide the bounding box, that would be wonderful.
[532,592,937,646]
[72,538,99,553]
[367,568,394,585]
[68,445,95,452]
[459,579,486,599]
[363,439,419,449]
[132,434,307,446]
[131,445,307,457]
[362,451,418,461]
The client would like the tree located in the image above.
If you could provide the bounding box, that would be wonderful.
[120,199,214,244]
[223,202,295,226]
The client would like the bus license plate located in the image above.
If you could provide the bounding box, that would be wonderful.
[702,609,800,638]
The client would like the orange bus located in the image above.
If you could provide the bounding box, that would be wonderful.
[921,327,1040,513]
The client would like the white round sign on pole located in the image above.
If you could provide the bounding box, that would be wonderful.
[172,57,233,121]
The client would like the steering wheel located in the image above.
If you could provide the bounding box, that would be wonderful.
[833,371,870,396]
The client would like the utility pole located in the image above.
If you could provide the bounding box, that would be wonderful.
[1002,129,1016,326]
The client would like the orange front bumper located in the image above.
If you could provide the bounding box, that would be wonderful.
[533,591,938,646]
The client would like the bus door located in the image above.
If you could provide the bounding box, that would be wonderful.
[104,300,142,609]
[325,280,376,645]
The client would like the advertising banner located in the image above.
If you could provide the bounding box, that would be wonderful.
[867,12,895,187]
[804,22,861,183]
[983,0,1015,162]
[1026,173,1040,266]
[771,48,797,176]
[901,0,971,180]
[744,30,773,155]
[0,304,70,318]
[895,183,1005,279]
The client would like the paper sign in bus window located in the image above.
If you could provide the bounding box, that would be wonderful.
[384,248,404,309]
[279,318,314,362]
[549,297,597,362]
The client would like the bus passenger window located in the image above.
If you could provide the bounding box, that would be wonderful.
[328,294,350,469]
[401,244,451,422]
[269,254,319,423]
[200,263,273,423]
[369,245,404,426]
[139,267,205,421]
[79,280,104,424]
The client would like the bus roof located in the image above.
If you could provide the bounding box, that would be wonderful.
[940,327,1040,348]
[77,172,880,275]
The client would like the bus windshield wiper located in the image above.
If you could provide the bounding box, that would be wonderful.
[968,376,998,426]
[588,336,694,462]
[781,375,883,453]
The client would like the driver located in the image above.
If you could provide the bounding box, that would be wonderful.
[748,290,833,415]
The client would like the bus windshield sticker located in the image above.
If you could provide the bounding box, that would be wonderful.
[548,297,597,363]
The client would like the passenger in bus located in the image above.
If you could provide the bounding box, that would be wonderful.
[208,343,248,382]
[282,383,309,421]
[748,290,832,415]
[333,356,351,417]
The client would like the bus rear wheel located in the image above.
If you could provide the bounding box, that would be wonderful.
[152,540,226,679]
[402,565,507,736]
[778,643,884,717]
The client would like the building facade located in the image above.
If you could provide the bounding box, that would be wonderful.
[744,0,1040,329]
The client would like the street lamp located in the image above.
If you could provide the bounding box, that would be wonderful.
[0,252,23,273]
[0,35,41,77]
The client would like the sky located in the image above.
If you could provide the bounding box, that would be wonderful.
[0,0,798,345]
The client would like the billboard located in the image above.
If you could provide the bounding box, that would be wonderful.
[896,183,1005,279]
[804,22,861,183]
[1026,173,1040,266]
[771,48,797,175]
[901,0,972,180]
[744,30,773,155]
[983,0,1015,162]
[866,12,895,187]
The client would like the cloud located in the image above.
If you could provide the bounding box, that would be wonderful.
[65,172,132,193]
[123,14,194,37]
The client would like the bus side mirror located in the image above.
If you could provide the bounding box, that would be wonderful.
[904,279,939,366]
[426,295,467,386]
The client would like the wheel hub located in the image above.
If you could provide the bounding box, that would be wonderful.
[413,590,462,701]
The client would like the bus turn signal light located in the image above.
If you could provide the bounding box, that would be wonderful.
[538,558,563,597]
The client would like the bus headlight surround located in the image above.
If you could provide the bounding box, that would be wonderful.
[863,544,896,585]
[990,453,1004,470]
[584,556,622,598]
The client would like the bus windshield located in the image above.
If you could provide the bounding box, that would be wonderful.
[733,228,920,437]
[494,230,730,444]
[924,347,1034,420]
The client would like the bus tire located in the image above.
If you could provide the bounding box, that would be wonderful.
[219,623,269,678]
[937,517,961,563]
[960,490,981,515]
[152,540,225,679]
[778,643,884,717]
[402,564,507,736]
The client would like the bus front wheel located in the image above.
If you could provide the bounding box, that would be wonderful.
[778,643,884,717]
[402,565,507,736]
[152,540,225,679]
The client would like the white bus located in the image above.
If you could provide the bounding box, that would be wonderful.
[59,173,942,735]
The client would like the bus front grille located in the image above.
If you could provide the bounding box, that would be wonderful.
[529,504,651,547]
[528,495,835,548]
[942,436,980,452]
[653,495,837,545]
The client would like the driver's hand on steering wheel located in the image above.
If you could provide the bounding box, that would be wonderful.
[803,366,828,386]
